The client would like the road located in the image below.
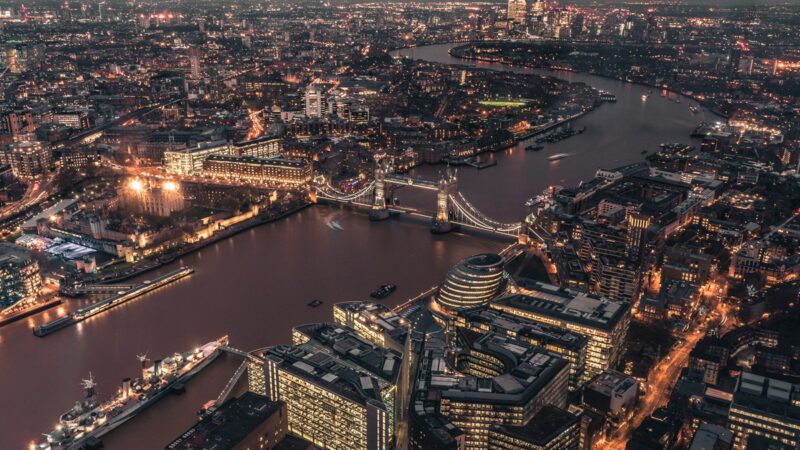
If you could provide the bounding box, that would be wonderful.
[597,296,735,450]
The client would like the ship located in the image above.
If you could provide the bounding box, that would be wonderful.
[307,299,323,308]
[689,105,699,114]
[548,153,570,162]
[598,90,616,102]
[370,284,396,299]
[525,144,544,152]
[37,336,228,450]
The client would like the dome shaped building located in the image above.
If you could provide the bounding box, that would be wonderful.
[437,253,505,312]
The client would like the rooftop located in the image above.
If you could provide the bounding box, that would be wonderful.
[585,370,638,397]
[492,283,630,332]
[490,405,578,445]
[441,331,568,405]
[458,308,588,352]
[732,372,800,421]
[165,393,283,450]
[205,155,307,168]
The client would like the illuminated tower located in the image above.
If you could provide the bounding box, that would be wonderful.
[507,0,527,24]
[432,168,456,233]
[189,48,201,79]
[370,159,390,221]
[304,85,323,118]
[625,210,651,263]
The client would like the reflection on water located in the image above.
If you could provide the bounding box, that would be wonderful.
[394,43,713,222]
[0,207,500,450]
[0,43,712,450]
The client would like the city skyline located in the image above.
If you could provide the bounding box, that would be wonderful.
[0,0,797,449]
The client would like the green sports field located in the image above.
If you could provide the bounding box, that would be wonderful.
[478,100,526,107]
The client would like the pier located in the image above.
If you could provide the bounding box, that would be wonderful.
[34,267,194,337]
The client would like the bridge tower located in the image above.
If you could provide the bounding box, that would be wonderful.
[517,221,530,245]
[369,159,390,221]
[431,168,457,233]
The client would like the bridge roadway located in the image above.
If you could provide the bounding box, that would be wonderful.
[384,174,439,190]
[316,197,520,239]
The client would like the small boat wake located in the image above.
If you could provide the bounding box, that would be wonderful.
[548,153,571,162]
[324,213,345,231]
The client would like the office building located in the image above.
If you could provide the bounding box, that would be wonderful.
[202,155,311,187]
[488,405,581,450]
[507,0,527,24]
[491,283,631,381]
[52,110,90,130]
[305,85,323,118]
[437,253,505,312]
[441,332,570,449]
[728,372,800,449]
[164,140,233,176]
[689,423,733,450]
[255,324,402,450]
[582,370,638,417]
[455,308,588,391]
[233,136,282,159]
[0,242,41,310]
[165,393,288,450]
[6,141,52,180]
[333,301,410,354]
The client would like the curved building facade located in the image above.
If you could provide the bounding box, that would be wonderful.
[437,253,504,311]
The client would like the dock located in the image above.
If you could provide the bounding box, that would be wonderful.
[0,298,62,328]
[33,267,194,337]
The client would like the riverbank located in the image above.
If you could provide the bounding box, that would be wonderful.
[81,202,312,286]
[0,298,62,328]
[446,43,726,117]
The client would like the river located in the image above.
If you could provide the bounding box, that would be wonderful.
[0,42,707,449]
[394,43,715,223]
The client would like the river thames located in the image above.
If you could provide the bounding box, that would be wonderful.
[0,43,711,449]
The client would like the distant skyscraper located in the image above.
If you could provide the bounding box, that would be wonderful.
[305,85,323,118]
[189,48,201,79]
[531,0,544,17]
[507,0,527,24]
[728,48,742,77]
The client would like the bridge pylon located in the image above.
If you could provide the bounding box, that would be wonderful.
[369,159,390,221]
[431,168,457,233]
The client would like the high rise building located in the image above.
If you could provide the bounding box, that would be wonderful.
[727,372,800,449]
[6,141,52,180]
[189,47,201,79]
[0,242,41,310]
[455,308,588,391]
[252,324,402,450]
[438,332,569,449]
[491,284,631,381]
[507,0,527,24]
[591,256,641,305]
[305,85,323,118]
[488,405,581,450]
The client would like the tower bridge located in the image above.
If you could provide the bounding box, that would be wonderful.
[314,164,538,241]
